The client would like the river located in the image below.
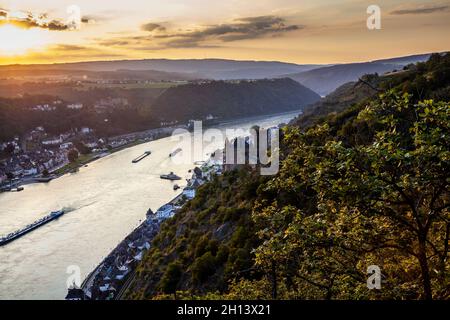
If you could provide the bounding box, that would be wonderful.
[0,111,299,299]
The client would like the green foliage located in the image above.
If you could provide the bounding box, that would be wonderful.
[192,252,217,284]
[67,149,79,163]
[151,78,320,122]
[250,92,449,300]
[74,141,92,155]
[158,261,183,294]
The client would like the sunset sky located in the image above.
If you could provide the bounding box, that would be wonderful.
[0,0,449,65]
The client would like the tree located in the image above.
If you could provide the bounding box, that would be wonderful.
[4,143,15,154]
[192,252,216,284]
[158,262,183,295]
[68,149,79,163]
[251,92,449,300]
[74,141,91,155]
[332,93,449,299]
[6,172,14,181]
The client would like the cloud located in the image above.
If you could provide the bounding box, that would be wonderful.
[81,12,118,25]
[141,22,166,32]
[51,44,91,51]
[30,43,124,60]
[96,39,130,46]
[141,15,301,48]
[81,16,97,24]
[390,5,448,15]
[95,15,302,50]
[0,9,72,30]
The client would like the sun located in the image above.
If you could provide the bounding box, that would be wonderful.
[0,24,51,56]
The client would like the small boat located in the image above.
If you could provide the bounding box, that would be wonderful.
[169,148,182,157]
[35,176,54,183]
[160,172,182,181]
[173,184,180,190]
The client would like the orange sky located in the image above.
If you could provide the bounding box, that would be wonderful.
[0,0,449,65]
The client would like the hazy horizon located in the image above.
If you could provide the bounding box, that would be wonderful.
[0,51,446,67]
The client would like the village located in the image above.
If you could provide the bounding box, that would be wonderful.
[0,101,186,190]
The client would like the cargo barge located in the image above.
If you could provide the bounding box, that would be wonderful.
[0,210,65,246]
[132,151,151,164]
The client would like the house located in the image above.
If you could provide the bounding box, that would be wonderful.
[67,103,83,110]
[134,251,143,261]
[193,166,203,179]
[160,120,178,127]
[42,137,62,146]
[190,178,204,188]
[182,187,196,200]
[154,204,175,219]
[94,97,129,113]
[60,142,73,150]
[80,127,93,134]
[12,165,24,176]
[60,132,73,141]
[99,284,111,292]
[85,142,98,148]
[23,168,38,176]
[32,104,56,111]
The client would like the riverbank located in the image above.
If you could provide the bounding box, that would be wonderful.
[75,159,221,300]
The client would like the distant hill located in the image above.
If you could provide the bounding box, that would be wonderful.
[0,54,438,83]
[292,74,382,128]
[284,53,436,96]
[0,68,196,81]
[285,62,403,96]
[372,53,432,65]
[0,59,322,80]
[150,78,321,122]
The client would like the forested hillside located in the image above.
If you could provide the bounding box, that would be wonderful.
[150,78,321,122]
[125,53,449,300]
